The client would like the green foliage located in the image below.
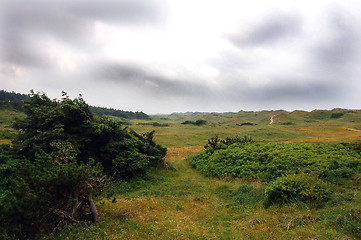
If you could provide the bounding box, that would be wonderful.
[189,141,361,183]
[1,89,151,120]
[89,106,151,120]
[0,91,166,238]
[0,143,104,239]
[0,101,24,111]
[348,140,361,153]
[181,119,207,126]
[0,90,29,102]
[330,113,345,119]
[12,91,166,178]
[236,122,255,126]
[309,110,331,120]
[264,173,331,207]
[204,135,254,151]
[279,122,295,125]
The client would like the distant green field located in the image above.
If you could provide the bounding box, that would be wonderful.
[129,109,361,147]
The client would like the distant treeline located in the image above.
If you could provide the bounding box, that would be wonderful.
[89,106,151,120]
[0,90,29,102]
[1,90,151,120]
[0,90,29,111]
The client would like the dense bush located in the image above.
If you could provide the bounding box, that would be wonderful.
[188,141,361,183]
[0,143,104,239]
[264,173,331,207]
[12,91,166,177]
[204,136,254,151]
[330,112,345,119]
[0,91,166,239]
[181,119,207,126]
[236,122,255,126]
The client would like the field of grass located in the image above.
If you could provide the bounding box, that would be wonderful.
[131,109,361,146]
[0,107,25,145]
[2,108,361,239]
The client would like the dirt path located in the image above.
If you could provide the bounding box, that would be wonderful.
[270,114,277,124]
[345,127,361,132]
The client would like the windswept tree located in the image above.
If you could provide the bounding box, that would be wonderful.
[0,91,166,239]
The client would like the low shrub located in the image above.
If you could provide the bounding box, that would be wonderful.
[264,173,331,207]
[280,122,295,125]
[236,122,255,126]
[204,136,254,150]
[330,113,345,119]
[188,141,361,183]
[181,120,207,126]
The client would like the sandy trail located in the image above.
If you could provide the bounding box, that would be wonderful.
[345,128,361,132]
[270,115,277,124]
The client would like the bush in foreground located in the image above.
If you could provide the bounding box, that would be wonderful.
[264,173,331,207]
[0,91,166,239]
[188,141,361,183]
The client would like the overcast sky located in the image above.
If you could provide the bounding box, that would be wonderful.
[1,0,361,114]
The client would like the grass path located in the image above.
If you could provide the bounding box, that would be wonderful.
[58,146,356,240]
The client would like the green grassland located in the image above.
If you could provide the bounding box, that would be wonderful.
[2,107,361,239]
[131,109,361,146]
[0,103,25,145]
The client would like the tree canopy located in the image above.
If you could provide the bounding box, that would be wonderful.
[0,91,166,239]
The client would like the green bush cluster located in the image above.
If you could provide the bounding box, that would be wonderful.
[181,119,207,126]
[264,173,331,207]
[204,136,254,151]
[236,122,255,126]
[188,139,361,207]
[188,141,361,183]
[0,91,167,239]
[330,112,345,119]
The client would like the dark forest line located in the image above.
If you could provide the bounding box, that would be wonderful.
[0,90,151,120]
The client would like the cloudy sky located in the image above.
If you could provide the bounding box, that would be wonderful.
[1,0,361,114]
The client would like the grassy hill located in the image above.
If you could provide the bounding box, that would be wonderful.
[131,109,361,147]
[1,106,361,239]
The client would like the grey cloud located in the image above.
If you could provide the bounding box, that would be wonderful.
[228,11,302,48]
[202,68,346,106]
[97,62,345,107]
[69,0,164,24]
[1,0,164,67]
[96,63,209,97]
[312,11,360,70]
[250,79,342,102]
[1,34,50,68]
